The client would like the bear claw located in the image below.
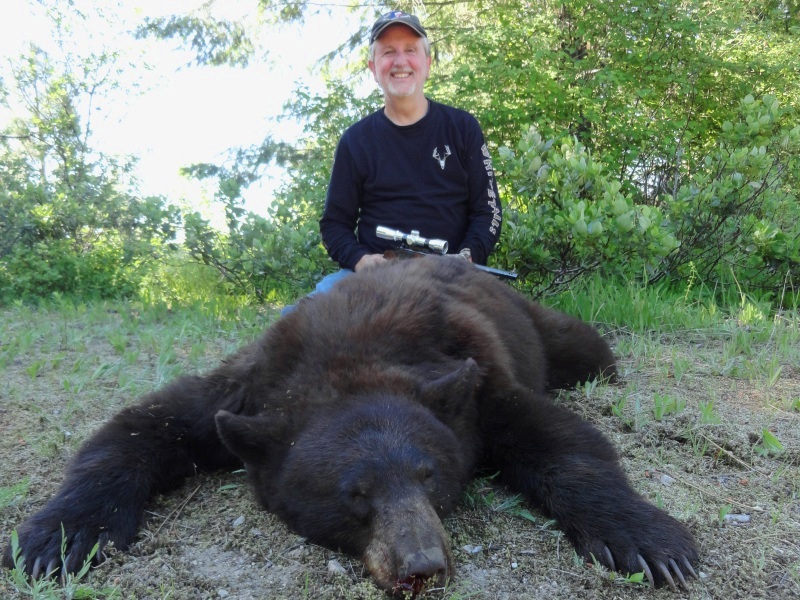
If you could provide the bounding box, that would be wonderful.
[656,561,676,591]
[636,555,654,587]
[669,558,688,588]
[30,556,59,581]
[636,553,696,591]
[602,546,615,571]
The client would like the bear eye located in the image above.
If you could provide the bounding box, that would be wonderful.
[416,465,435,483]
[350,487,367,500]
[346,482,369,501]
[346,486,371,520]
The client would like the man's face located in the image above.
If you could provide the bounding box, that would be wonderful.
[369,24,431,100]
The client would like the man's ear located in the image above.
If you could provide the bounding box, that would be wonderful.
[368,59,378,81]
[215,411,287,465]
[417,358,480,421]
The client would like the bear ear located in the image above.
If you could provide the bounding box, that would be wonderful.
[417,358,480,420]
[215,410,286,465]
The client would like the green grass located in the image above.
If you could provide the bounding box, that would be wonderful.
[0,481,29,511]
[652,393,686,421]
[551,273,800,396]
[1,296,279,599]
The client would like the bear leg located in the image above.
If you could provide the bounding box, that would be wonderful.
[480,389,698,589]
[526,304,618,390]
[3,374,243,578]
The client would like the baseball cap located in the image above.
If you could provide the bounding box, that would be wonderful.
[369,10,427,44]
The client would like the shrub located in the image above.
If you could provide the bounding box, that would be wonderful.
[182,176,329,303]
[495,126,678,295]
[657,94,800,290]
[495,95,800,296]
[0,237,146,302]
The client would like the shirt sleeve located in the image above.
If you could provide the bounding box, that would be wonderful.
[319,133,371,271]
[457,118,502,265]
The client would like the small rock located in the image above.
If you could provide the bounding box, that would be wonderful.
[232,515,245,527]
[462,544,483,555]
[723,513,750,524]
[217,590,229,598]
[286,544,309,559]
[659,473,675,485]
[327,559,347,576]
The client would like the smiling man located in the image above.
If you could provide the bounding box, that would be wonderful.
[368,12,430,118]
[315,10,502,290]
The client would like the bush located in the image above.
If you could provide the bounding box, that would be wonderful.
[494,126,678,296]
[657,94,800,290]
[494,95,800,296]
[0,237,146,302]
[137,252,233,307]
[182,176,329,303]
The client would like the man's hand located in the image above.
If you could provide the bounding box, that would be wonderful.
[355,253,387,272]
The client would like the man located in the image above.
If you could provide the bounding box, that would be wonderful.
[309,10,503,300]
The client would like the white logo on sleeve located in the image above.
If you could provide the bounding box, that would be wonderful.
[432,145,451,170]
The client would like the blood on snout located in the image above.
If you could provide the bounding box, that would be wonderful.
[393,574,428,596]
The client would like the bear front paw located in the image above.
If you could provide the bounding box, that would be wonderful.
[3,515,113,579]
[576,506,699,590]
[588,542,698,590]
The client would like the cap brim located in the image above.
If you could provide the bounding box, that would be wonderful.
[370,21,426,43]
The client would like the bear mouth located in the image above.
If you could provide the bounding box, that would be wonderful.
[392,574,429,596]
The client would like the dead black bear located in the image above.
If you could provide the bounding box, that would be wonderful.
[3,257,698,593]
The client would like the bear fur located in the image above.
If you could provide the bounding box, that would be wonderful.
[3,257,698,593]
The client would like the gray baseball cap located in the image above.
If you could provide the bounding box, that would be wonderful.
[369,11,427,44]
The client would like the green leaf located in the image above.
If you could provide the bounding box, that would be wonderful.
[759,429,784,455]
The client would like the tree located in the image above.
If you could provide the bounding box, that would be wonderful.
[413,0,800,291]
[0,4,180,301]
[179,80,382,300]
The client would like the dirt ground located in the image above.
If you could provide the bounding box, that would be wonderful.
[0,302,798,599]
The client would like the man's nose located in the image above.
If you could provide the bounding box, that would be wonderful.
[392,53,409,67]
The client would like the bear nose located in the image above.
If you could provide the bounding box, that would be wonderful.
[398,546,448,587]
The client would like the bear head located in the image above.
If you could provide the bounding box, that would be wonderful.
[215,358,480,594]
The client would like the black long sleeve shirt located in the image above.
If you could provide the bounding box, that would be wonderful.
[320,100,502,270]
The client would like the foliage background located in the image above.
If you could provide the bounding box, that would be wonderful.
[1,0,799,304]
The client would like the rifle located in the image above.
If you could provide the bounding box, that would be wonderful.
[376,226,517,281]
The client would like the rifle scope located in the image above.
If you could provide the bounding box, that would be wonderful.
[376,226,449,255]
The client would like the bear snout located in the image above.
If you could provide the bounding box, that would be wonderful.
[362,491,453,594]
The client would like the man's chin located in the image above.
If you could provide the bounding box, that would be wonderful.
[385,82,417,98]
